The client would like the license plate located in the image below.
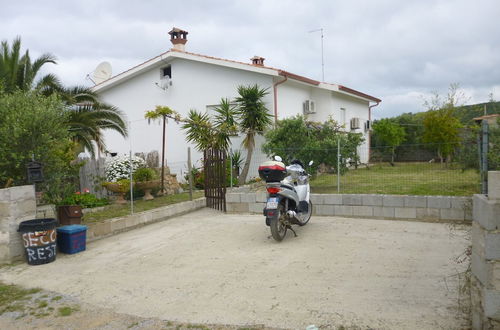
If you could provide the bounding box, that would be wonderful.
[266,197,279,209]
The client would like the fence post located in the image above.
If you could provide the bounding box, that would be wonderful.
[481,121,489,194]
[187,147,193,201]
[230,155,233,188]
[337,138,340,193]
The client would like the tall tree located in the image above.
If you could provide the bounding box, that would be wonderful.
[0,37,128,157]
[372,119,406,164]
[235,84,273,184]
[422,84,465,163]
[0,37,57,93]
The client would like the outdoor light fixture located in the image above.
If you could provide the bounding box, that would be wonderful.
[26,160,44,183]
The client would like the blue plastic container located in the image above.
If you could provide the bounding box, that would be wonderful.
[56,225,87,254]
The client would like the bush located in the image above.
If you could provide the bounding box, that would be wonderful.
[59,191,108,208]
[104,156,146,182]
[133,167,157,182]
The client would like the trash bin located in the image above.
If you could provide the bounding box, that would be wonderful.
[57,225,87,254]
[57,205,82,226]
[18,218,57,265]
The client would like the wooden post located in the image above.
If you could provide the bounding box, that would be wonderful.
[188,147,193,201]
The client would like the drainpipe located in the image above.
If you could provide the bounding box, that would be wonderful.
[368,101,380,162]
[273,76,288,124]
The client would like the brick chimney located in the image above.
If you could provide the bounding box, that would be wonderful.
[169,27,188,51]
[251,56,265,66]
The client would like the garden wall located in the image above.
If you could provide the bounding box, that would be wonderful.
[0,185,36,264]
[227,190,472,222]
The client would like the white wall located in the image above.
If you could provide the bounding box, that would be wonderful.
[99,58,274,179]
[98,57,373,182]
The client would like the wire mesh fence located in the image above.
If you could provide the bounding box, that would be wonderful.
[249,143,481,196]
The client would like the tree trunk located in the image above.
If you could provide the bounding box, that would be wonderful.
[438,149,444,164]
[390,147,395,166]
[238,144,254,186]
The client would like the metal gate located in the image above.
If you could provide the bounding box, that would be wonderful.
[204,148,226,212]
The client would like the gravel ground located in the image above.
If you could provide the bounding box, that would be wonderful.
[0,208,471,329]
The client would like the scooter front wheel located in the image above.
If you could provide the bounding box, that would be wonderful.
[297,201,313,226]
[270,206,287,241]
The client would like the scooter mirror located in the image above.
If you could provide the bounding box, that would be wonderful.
[308,160,314,166]
[274,156,283,162]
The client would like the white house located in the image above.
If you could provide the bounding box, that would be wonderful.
[92,28,381,180]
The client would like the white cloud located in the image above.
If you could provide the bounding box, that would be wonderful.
[2,0,500,118]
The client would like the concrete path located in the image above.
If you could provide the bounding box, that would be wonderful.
[0,209,470,329]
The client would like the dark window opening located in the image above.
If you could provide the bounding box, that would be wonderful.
[162,66,171,78]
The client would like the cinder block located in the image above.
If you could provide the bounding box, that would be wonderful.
[9,185,35,201]
[240,193,256,203]
[226,193,241,203]
[472,252,488,286]
[13,199,36,218]
[395,207,417,219]
[310,194,324,205]
[352,206,373,217]
[0,202,10,218]
[256,191,267,203]
[489,171,500,200]
[473,194,500,230]
[492,262,500,291]
[485,232,500,261]
[451,197,472,210]
[0,188,11,201]
[226,203,249,213]
[94,221,112,237]
[484,289,500,318]
[383,195,405,207]
[472,222,486,260]
[416,208,440,220]
[440,208,465,221]
[362,194,383,206]
[323,194,343,205]
[110,219,126,232]
[333,205,353,216]
[249,203,265,214]
[125,216,140,228]
[427,196,451,209]
[373,206,395,218]
[404,196,427,208]
[342,194,362,205]
[316,204,334,216]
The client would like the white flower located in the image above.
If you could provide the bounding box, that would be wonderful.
[105,156,146,182]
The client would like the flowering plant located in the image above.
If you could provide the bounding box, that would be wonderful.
[60,190,109,208]
[105,155,146,182]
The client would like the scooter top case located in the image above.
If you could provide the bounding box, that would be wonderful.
[258,160,287,182]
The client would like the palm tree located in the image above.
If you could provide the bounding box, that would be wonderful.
[0,37,128,157]
[0,37,57,93]
[235,84,273,185]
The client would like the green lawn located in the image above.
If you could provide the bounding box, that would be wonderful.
[83,191,204,223]
[311,162,480,196]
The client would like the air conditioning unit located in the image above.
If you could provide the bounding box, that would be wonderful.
[364,120,371,132]
[303,100,316,114]
[350,117,360,130]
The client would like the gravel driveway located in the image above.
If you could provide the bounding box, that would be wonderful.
[0,208,470,329]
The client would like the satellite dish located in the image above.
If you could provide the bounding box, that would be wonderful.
[92,61,112,84]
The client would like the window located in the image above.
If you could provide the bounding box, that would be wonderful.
[340,108,346,126]
[161,65,171,79]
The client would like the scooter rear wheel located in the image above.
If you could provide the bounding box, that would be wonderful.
[270,206,287,241]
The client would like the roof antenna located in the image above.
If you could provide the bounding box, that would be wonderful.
[308,28,324,82]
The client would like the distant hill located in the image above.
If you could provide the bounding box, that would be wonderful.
[454,101,500,124]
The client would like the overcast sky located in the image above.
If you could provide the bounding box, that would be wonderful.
[2,0,500,119]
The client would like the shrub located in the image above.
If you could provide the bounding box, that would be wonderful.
[133,167,157,182]
[59,191,108,208]
[104,156,146,182]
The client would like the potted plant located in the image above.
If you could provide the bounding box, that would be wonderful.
[103,179,132,204]
[42,174,83,226]
[133,168,159,200]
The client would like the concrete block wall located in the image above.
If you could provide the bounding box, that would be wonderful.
[471,171,500,329]
[226,191,472,222]
[0,185,36,264]
[85,197,206,241]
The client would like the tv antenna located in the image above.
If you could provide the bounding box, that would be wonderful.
[308,28,324,82]
[89,61,112,85]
